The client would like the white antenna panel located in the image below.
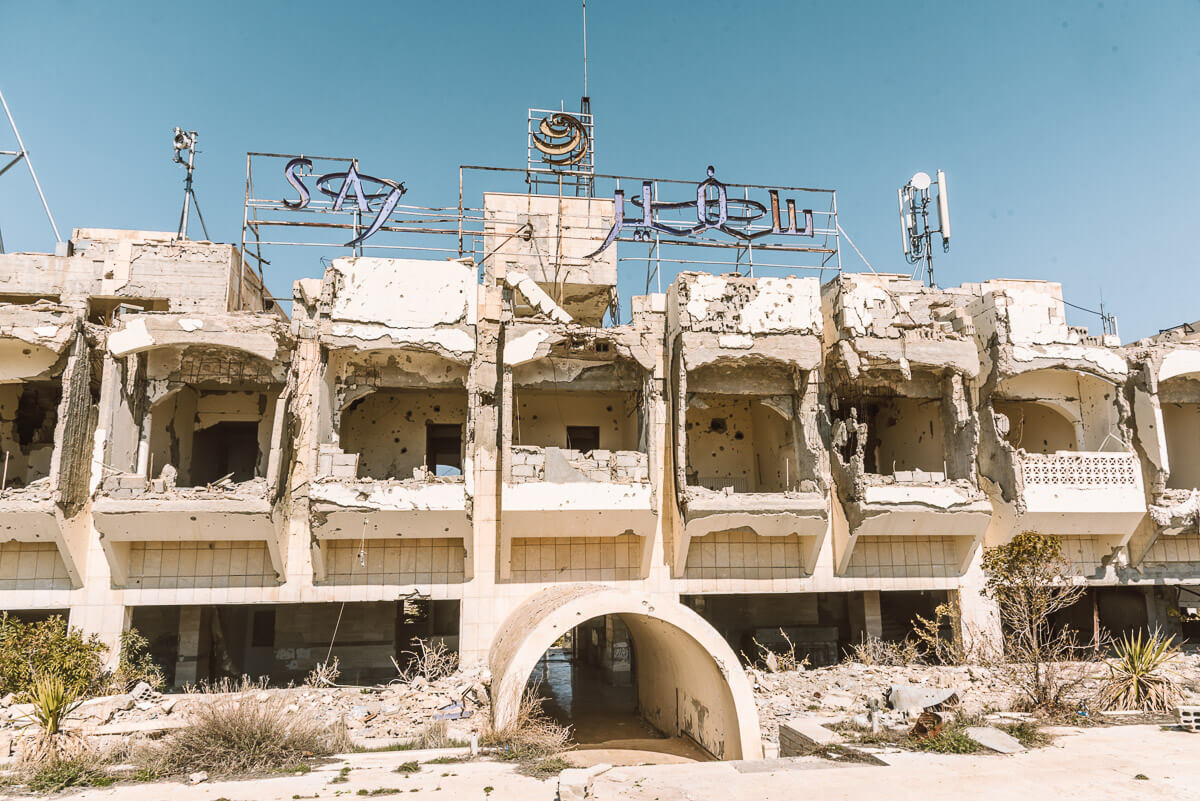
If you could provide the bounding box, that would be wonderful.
[897,187,910,256]
[936,169,951,241]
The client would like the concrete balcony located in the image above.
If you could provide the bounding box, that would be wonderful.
[0,485,87,587]
[834,474,992,577]
[308,443,471,580]
[673,483,827,578]
[500,446,657,579]
[1014,452,1146,548]
[92,475,286,586]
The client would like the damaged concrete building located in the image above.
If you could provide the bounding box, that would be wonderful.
[2,208,1198,760]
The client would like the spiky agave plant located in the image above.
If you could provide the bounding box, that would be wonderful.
[1099,629,1184,712]
[20,672,86,764]
[25,673,83,736]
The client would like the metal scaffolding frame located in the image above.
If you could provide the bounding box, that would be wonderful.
[240,154,842,316]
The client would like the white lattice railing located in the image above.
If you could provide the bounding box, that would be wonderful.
[1019,451,1139,488]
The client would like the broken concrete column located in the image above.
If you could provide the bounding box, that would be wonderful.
[175,606,208,687]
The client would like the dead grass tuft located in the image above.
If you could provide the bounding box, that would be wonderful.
[135,679,345,777]
[481,685,571,762]
[845,635,922,667]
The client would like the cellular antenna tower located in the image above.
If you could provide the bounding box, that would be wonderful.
[172,126,209,241]
[0,87,62,252]
[898,169,951,286]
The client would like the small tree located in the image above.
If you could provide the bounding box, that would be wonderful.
[981,531,1089,710]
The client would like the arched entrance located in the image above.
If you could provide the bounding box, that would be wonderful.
[489,584,762,760]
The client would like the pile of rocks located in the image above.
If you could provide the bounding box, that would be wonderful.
[0,664,493,760]
[752,652,1200,741]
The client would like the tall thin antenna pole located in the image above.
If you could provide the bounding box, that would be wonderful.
[581,0,589,99]
[0,88,62,244]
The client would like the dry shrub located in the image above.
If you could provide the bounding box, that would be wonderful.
[743,629,810,672]
[481,685,571,761]
[846,635,922,667]
[136,681,343,777]
[306,657,341,688]
[1097,629,1184,712]
[982,532,1093,711]
[393,639,458,683]
[413,719,453,749]
[911,598,970,666]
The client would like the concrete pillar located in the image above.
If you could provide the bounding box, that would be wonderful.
[957,550,1003,657]
[848,590,883,642]
[68,602,130,671]
[603,615,632,686]
[458,302,503,665]
[175,606,209,687]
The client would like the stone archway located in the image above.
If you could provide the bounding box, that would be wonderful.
[489,584,762,760]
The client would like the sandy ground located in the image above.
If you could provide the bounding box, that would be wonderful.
[11,724,1195,801]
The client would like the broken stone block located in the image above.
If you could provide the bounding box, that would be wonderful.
[779,718,844,756]
[557,764,611,801]
[965,726,1025,753]
[886,685,960,712]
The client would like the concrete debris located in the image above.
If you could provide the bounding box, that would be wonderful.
[557,763,611,801]
[188,770,208,784]
[965,726,1026,753]
[0,664,497,749]
[505,270,573,324]
[886,686,961,712]
[778,719,844,755]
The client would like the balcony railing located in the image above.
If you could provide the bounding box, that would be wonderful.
[1018,451,1140,489]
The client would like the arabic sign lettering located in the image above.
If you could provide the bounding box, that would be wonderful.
[587,166,814,257]
[282,158,407,248]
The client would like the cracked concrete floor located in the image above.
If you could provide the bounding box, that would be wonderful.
[21,724,1197,801]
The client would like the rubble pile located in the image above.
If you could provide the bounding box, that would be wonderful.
[752,652,1200,741]
[0,476,54,501]
[0,664,492,759]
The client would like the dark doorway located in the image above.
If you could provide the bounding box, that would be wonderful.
[566,425,600,453]
[191,421,260,484]
[425,423,463,476]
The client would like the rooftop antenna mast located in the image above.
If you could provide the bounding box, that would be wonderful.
[172,126,209,240]
[897,169,951,286]
[580,1,590,116]
[0,88,62,252]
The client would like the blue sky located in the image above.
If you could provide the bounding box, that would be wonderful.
[1,0,1197,339]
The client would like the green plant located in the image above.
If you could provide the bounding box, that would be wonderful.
[25,672,84,736]
[24,754,113,792]
[0,613,108,697]
[425,755,468,764]
[1098,629,1183,711]
[107,628,164,694]
[981,532,1091,711]
[394,761,421,774]
[914,725,980,754]
[1000,720,1049,748]
[521,756,572,779]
